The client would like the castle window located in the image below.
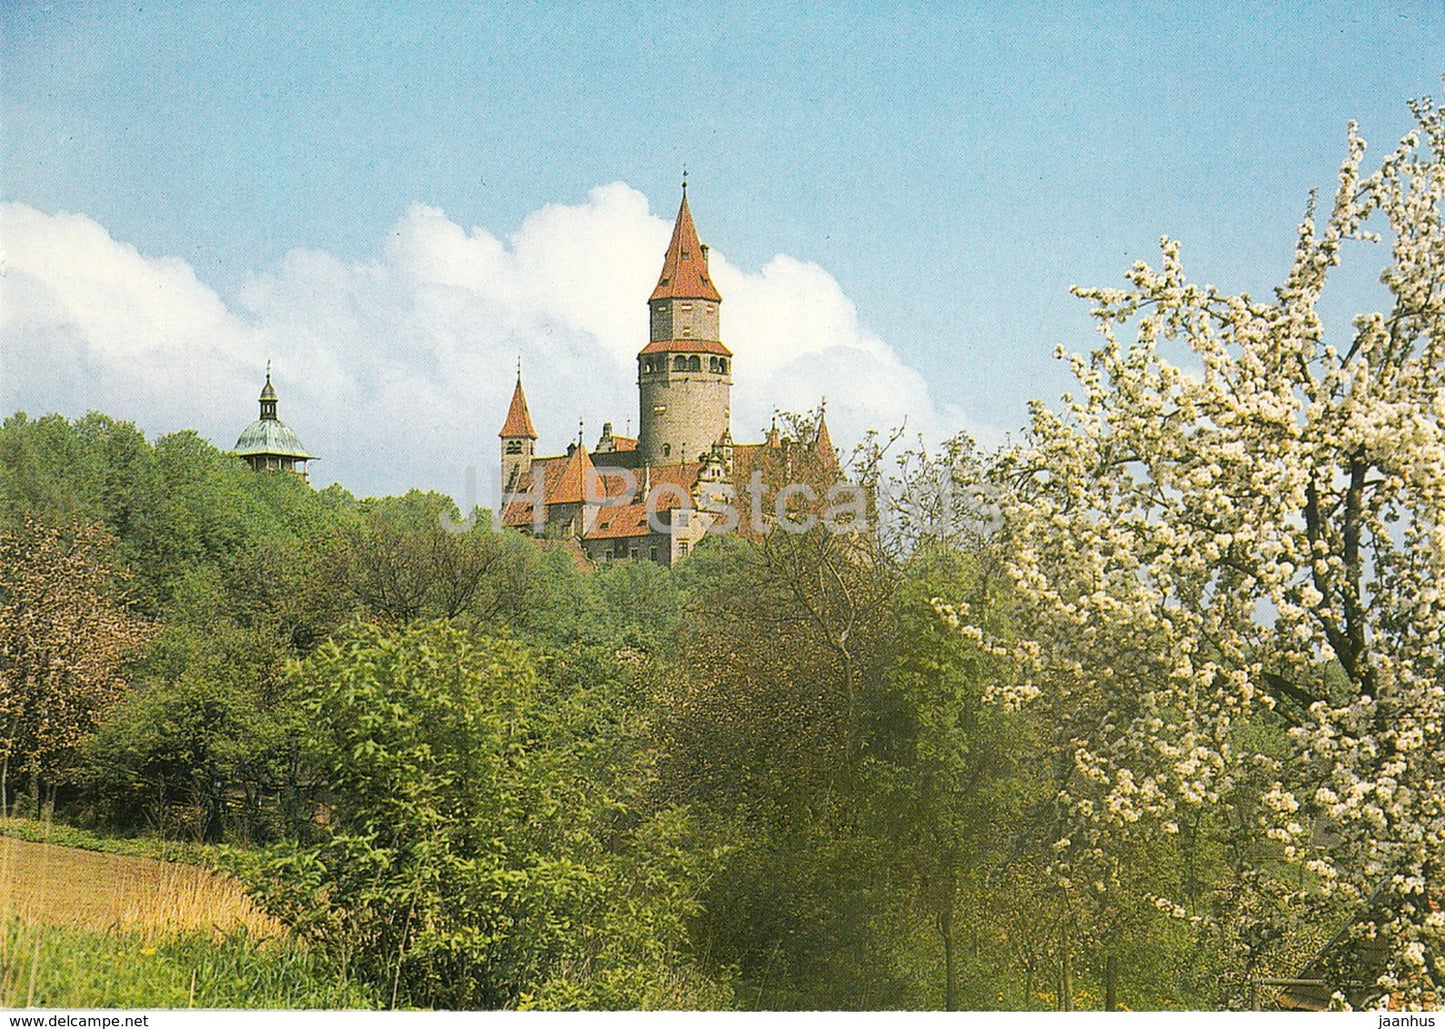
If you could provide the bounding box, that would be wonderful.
[678,541,689,556]
[682,324,692,337]
[709,357,719,373]
[650,546,658,561]
[720,358,728,374]
[680,303,692,312]
[663,444,671,458]
[674,355,687,371]
[688,355,701,372]
[505,440,523,454]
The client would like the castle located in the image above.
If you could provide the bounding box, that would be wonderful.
[497,184,838,567]
[231,184,838,567]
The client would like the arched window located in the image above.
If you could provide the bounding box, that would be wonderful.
[709,357,719,373]
[719,358,728,374]
[688,355,701,372]
[674,355,687,371]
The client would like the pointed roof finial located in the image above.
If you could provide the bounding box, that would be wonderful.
[259,362,278,404]
[682,166,688,196]
[516,354,522,381]
[578,418,585,448]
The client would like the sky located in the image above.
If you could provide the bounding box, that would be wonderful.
[3,1,1443,499]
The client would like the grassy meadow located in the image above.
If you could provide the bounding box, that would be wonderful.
[0,821,376,1008]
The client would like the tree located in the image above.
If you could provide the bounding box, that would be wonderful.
[973,93,1445,1007]
[874,541,1042,1009]
[235,621,728,1009]
[0,518,153,814]
[85,600,310,843]
[662,521,912,1008]
[331,491,524,625]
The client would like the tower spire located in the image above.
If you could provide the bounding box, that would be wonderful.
[499,373,538,440]
[649,182,721,303]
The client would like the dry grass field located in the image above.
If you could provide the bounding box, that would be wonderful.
[0,836,279,936]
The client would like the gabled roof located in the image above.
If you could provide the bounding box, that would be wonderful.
[650,191,722,303]
[499,377,538,439]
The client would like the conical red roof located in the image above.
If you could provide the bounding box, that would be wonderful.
[499,377,538,439]
[650,191,722,303]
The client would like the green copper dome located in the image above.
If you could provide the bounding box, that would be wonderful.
[234,417,315,460]
[234,371,315,462]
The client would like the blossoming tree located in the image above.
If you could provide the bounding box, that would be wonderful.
[954,92,1445,1007]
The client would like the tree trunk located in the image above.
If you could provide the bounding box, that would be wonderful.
[1,752,8,819]
[1105,948,1119,1010]
[1059,925,1074,1011]
[939,903,958,1011]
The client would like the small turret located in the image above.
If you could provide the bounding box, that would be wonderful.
[499,369,538,491]
[234,365,316,482]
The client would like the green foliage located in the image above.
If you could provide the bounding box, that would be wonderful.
[233,621,730,1009]
[0,817,212,865]
[0,920,378,1009]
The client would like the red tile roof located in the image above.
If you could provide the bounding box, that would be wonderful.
[586,502,655,540]
[499,377,538,439]
[638,338,734,356]
[503,437,843,544]
[650,192,722,303]
[551,444,596,505]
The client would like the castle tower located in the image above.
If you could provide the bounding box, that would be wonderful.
[234,367,315,482]
[637,183,732,466]
[499,371,538,490]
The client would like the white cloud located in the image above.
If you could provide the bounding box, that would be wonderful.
[2,187,968,498]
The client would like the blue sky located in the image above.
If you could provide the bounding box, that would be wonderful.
[3,2,1443,496]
